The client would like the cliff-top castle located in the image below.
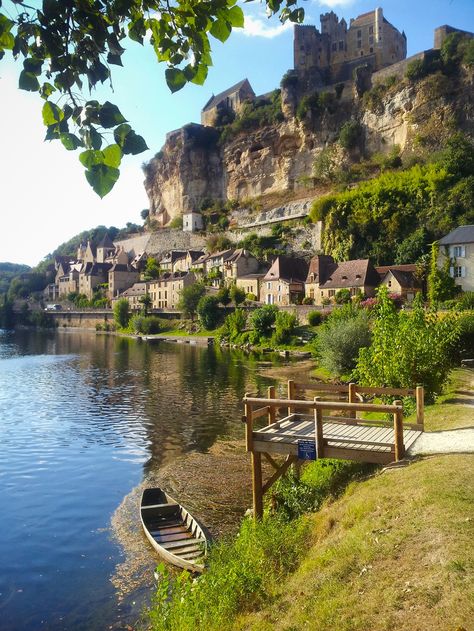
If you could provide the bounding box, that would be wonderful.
[294,7,406,85]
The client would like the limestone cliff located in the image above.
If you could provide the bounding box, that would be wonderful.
[143,66,474,226]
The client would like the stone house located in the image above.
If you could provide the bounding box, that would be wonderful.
[305,255,380,303]
[149,271,196,310]
[224,249,260,284]
[108,264,140,299]
[376,264,422,301]
[113,282,151,311]
[183,212,204,232]
[201,78,255,127]
[96,233,115,263]
[206,249,235,286]
[78,262,112,299]
[261,256,309,305]
[438,225,474,292]
[236,273,266,300]
[160,250,187,273]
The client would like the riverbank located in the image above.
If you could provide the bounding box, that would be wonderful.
[144,368,474,631]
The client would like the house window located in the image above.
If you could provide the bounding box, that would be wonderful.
[328,290,336,297]
[267,282,271,289]
[453,246,465,258]
[388,280,392,287]
[453,266,463,278]
[369,36,374,45]
[278,295,282,302]
[278,285,281,292]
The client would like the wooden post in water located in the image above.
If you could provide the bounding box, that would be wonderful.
[251,452,263,520]
[268,385,276,425]
[393,399,405,461]
[416,386,424,431]
[314,397,324,459]
[348,382,357,419]
[287,380,295,416]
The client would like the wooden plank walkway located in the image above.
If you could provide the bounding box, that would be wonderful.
[253,414,422,465]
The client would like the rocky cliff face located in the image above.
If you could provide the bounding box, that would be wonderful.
[144,67,474,226]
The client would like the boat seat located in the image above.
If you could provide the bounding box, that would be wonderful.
[141,503,179,510]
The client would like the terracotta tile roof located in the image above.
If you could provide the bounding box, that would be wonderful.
[306,255,336,284]
[382,269,422,290]
[375,264,418,277]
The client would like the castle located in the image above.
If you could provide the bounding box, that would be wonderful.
[294,7,407,85]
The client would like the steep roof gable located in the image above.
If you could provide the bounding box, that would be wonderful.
[202,79,254,112]
[439,225,474,245]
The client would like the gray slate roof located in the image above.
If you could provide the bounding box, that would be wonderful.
[439,225,474,245]
[202,79,253,112]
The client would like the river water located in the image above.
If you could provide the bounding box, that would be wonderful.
[0,329,275,631]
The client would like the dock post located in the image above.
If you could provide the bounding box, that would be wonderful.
[393,400,405,461]
[348,382,357,419]
[314,398,324,458]
[416,386,424,431]
[251,452,263,520]
[268,385,276,425]
[244,393,253,452]
[287,380,295,416]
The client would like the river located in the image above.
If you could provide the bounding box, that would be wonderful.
[0,328,277,631]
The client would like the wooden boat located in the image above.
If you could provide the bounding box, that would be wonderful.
[140,488,209,573]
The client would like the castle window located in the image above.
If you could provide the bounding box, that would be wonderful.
[332,43,337,52]
[369,36,374,45]
[370,47,373,53]
[360,51,364,56]
[357,39,362,48]
[357,29,362,37]
[369,26,373,34]
[339,40,344,50]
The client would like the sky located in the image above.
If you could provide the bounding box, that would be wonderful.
[1,0,474,266]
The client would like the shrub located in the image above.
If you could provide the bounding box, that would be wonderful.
[216,286,231,306]
[169,216,183,229]
[456,312,474,359]
[230,284,246,306]
[338,120,363,150]
[296,92,321,121]
[250,304,278,339]
[178,283,205,319]
[302,297,314,305]
[458,292,474,310]
[197,295,221,330]
[246,293,258,302]
[307,310,323,326]
[405,58,428,81]
[218,308,247,343]
[113,298,130,329]
[271,311,298,346]
[335,288,351,304]
[129,314,145,333]
[354,288,461,402]
[140,316,163,334]
[315,310,372,376]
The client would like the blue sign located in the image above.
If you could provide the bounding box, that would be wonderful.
[298,440,317,461]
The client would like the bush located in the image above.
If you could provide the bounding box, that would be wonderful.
[456,312,474,359]
[169,216,183,229]
[129,314,145,333]
[315,310,372,376]
[246,293,258,302]
[302,297,313,305]
[113,298,130,329]
[354,288,461,402]
[178,283,206,319]
[406,58,428,81]
[250,304,278,339]
[218,309,247,343]
[140,316,163,334]
[271,311,298,346]
[338,120,363,150]
[216,286,231,306]
[458,292,474,310]
[307,310,323,326]
[197,295,221,330]
[230,284,246,306]
[335,288,351,304]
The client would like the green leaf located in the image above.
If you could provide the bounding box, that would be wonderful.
[113,123,132,148]
[19,70,40,92]
[98,101,127,128]
[226,6,244,28]
[79,149,104,169]
[165,68,187,93]
[60,133,82,151]
[23,56,43,75]
[40,82,56,99]
[85,163,120,198]
[42,101,63,125]
[123,132,148,155]
[107,52,123,66]
[0,31,14,49]
[90,126,103,150]
[191,63,208,86]
[102,144,122,168]
[210,19,231,43]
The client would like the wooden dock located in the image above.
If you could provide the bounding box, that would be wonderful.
[243,381,424,519]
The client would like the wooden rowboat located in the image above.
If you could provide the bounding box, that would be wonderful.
[140,488,209,573]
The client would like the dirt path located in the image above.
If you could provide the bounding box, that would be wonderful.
[408,428,474,455]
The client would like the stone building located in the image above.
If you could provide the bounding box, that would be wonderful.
[294,7,406,85]
[376,264,422,302]
[438,225,474,293]
[261,256,309,305]
[201,79,255,126]
[148,271,196,310]
[305,255,380,303]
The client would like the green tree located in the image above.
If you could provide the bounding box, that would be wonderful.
[178,283,205,320]
[197,295,221,330]
[143,258,161,281]
[216,286,231,306]
[250,304,278,339]
[1,0,303,196]
[427,242,457,306]
[230,284,246,306]
[354,287,460,401]
[113,298,130,329]
[335,288,351,304]
[139,293,153,315]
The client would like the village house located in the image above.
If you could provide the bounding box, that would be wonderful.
[236,273,267,300]
[376,264,423,301]
[438,225,474,292]
[159,250,187,273]
[78,262,112,299]
[108,264,140,299]
[149,271,196,310]
[183,212,204,232]
[206,249,236,286]
[261,256,309,305]
[113,282,151,311]
[224,249,260,284]
[305,255,380,303]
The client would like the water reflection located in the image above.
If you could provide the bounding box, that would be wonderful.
[0,328,278,631]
